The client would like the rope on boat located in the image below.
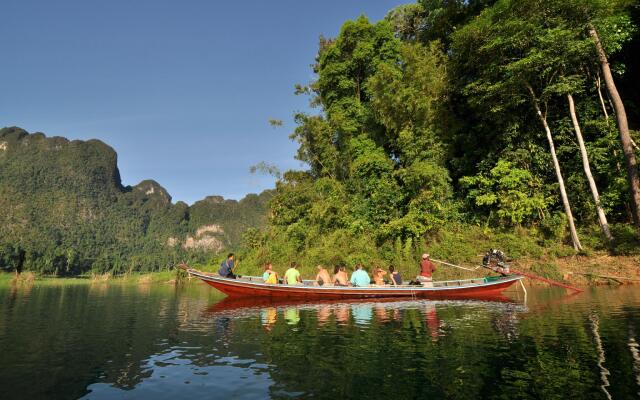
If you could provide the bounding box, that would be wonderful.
[508,268,583,293]
[431,258,583,293]
[518,279,527,303]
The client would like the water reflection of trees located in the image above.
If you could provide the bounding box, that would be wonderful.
[203,293,640,399]
[3,284,640,399]
[204,298,529,399]
[0,283,224,398]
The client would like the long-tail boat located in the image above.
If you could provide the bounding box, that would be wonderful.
[182,266,523,300]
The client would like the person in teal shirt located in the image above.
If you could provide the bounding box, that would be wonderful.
[262,262,278,284]
[350,264,370,287]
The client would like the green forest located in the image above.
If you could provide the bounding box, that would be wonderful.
[2,0,640,277]
[237,0,640,276]
[0,127,272,275]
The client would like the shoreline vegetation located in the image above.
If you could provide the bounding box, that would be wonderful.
[3,250,638,288]
[0,270,188,286]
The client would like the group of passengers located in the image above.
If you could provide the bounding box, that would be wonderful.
[258,254,437,287]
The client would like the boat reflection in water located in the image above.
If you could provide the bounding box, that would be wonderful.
[424,302,441,342]
[260,308,277,331]
[205,295,527,341]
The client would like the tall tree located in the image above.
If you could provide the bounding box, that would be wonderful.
[536,22,615,241]
[589,27,640,231]
[312,15,401,179]
[527,84,583,251]
[452,1,585,250]
[417,0,497,47]
[567,93,613,241]
[561,0,640,232]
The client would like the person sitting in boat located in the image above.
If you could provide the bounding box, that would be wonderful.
[389,265,402,286]
[350,263,371,287]
[262,263,278,284]
[284,262,302,285]
[218,253,237,279]
[417,254,436,287]
[315,265,332,286]
[372,266,386,286]
[333,265,350,286]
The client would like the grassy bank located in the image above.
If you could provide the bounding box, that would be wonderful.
[0,272,91,286]
[512,254,640,286]
[0,269,190,287]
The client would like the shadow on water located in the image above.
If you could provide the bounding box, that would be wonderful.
[1,281,640,399]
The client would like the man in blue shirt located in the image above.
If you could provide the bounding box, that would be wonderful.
[350,264,371,287]
[218,253,236,278]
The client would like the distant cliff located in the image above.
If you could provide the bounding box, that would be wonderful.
[0,127,272,275]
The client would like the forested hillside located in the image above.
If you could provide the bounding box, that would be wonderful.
[0,127,272,275]
[238,0,640,275]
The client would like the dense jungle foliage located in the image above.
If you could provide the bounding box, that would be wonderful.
[237,0,640,277]
[0,127,272,275]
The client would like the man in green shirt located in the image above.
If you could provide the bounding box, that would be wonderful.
[284,262,302,285]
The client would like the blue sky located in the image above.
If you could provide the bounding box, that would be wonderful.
[1,0,404,204]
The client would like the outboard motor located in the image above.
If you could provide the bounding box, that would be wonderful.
[482,249,510,274]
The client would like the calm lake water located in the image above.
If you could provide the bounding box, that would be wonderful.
[1,280,639,400]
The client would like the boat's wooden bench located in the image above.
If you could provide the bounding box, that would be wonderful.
[433,278,486,287]
[236,276,492,287]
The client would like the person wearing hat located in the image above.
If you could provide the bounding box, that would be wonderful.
[417,254,436,287]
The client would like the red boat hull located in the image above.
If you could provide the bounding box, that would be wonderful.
[190,271,523,300]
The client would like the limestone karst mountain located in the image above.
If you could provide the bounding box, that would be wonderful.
[0,127,271,275]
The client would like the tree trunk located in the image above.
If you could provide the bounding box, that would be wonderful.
[527,84,583,251]
[595,72,609,121]
[568,93,613,242]
[589,25,640,232]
